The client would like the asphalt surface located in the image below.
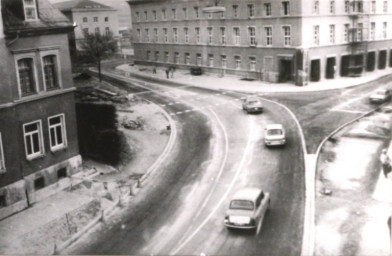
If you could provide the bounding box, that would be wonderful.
[65,71,305,255]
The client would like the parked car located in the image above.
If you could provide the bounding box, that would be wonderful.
[369,88,392,103]
[224,187,270,230]
[190,67,203,76]
[242,97,263,113]
[264,124,286,146]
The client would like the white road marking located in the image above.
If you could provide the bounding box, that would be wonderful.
[168,103,174,106]
[176,112,183,115]
[184,110,192,113]
[330,94,368,111]
[171,114,256,254]
[330,109,367,114]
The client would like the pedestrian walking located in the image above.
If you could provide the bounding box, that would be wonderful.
[152,66,157,74]
[380,148,392,178]
[165,68,170,79]
[170,66,175,78]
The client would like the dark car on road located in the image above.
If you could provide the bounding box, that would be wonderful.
[242,97,263,114]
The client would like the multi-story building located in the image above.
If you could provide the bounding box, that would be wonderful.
[0,0,81,219]
[54,0,120,52]
[129,0,392,86]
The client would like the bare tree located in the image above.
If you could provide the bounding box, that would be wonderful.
[79,30,118,82]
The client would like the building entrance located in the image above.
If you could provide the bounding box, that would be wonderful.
[279,59,292,82]
[310,59,320,81]
[366,52,376,72]
[378,50,387,69]
[326,57,336,79]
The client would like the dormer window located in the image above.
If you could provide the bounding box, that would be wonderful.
[23,0,38,21]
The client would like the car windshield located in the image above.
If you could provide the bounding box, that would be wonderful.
[375,91,387,96]
[247,100,259,105]
[230,200,254,210]
[267,129,283,135]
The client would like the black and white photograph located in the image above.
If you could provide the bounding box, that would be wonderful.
[0,0,392,255]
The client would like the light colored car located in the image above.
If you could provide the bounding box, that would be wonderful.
[224,187,270,230]
[242,97,263,113]
[264,124,286,146]
[369,88,392,103]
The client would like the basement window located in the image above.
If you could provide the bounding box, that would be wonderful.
[57,168,67,179]
[34,177,45,190]
[0,194,6,207]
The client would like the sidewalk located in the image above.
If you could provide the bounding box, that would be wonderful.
[116,63,392,93]
[0,80,174,254]
[315,106,392,256]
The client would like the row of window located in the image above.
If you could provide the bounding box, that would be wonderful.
[145,51,258,71]
[313,0,389,14]
[136,26,290,46]
[82,27,111,35]
[15,51,61,98]
[0,114,67,173]
[82,16,109,23]
[313,22,388,45]
[134,1,289,22]
[136,21,389,47]
[134,0,390,22]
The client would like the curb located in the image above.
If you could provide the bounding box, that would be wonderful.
[116,65,392,94]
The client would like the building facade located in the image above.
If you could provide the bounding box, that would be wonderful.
[129,0,392,85]
[54,0,120,52]
[0,0,81,219]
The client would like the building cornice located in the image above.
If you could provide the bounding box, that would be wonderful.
[0,88,76,110]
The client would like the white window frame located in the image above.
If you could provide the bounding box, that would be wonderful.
[40,50,62,91]
[48,114,67,151]
[235,56,241,70]
[23,0,38,21]
[221,55,227,69]
[155,51,160,61]
[313,0,319,14]
[163,28,168,43]
[172,8,177,19]
[83,17,88,23]
[14,52,39,99]
[383,22,387,39]
[194,7,199,18]
[344,24,349,42]
[136,11,140,22]
[164,52,169,63]
[185,53,190,65]
[330,0,335,14]
[314,25,320,45]
[208,54,214,67]
[233,27,241,45]
[371,1,376,13]
[220,27,226,45]
[264,26,273,46]
[233,5,238,18]
[282,25,291,46]
[248,27,256,46]
[0,133,5,173]
[93,16,98,22]
[264,3,272,16]
[383,1,388,12]
[282,1,290,16]
[370,22,376,40]
[144,11,148,21]
[249,56,256,71]
[23,120,45,160]
[196,53,202,66]
[357,23,363,41]
[162,9,167,20]
[153,10,157,20]
[248,4,255,18]
[329,24,335,44]
[344,1,349,13]
[154,28,158,42]
[183,7,188,19]
[207,27,213,44]
[184,27,189,43]
[195,27,200,44]
[173,28,178,43]
[145,28,149,42]
[174,52,180,64]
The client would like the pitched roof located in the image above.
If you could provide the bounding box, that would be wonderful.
[54,0,114,12]
[1,0,74,35]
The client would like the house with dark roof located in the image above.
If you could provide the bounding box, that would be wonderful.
[54,0,120,52]
[0,0,81,219]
